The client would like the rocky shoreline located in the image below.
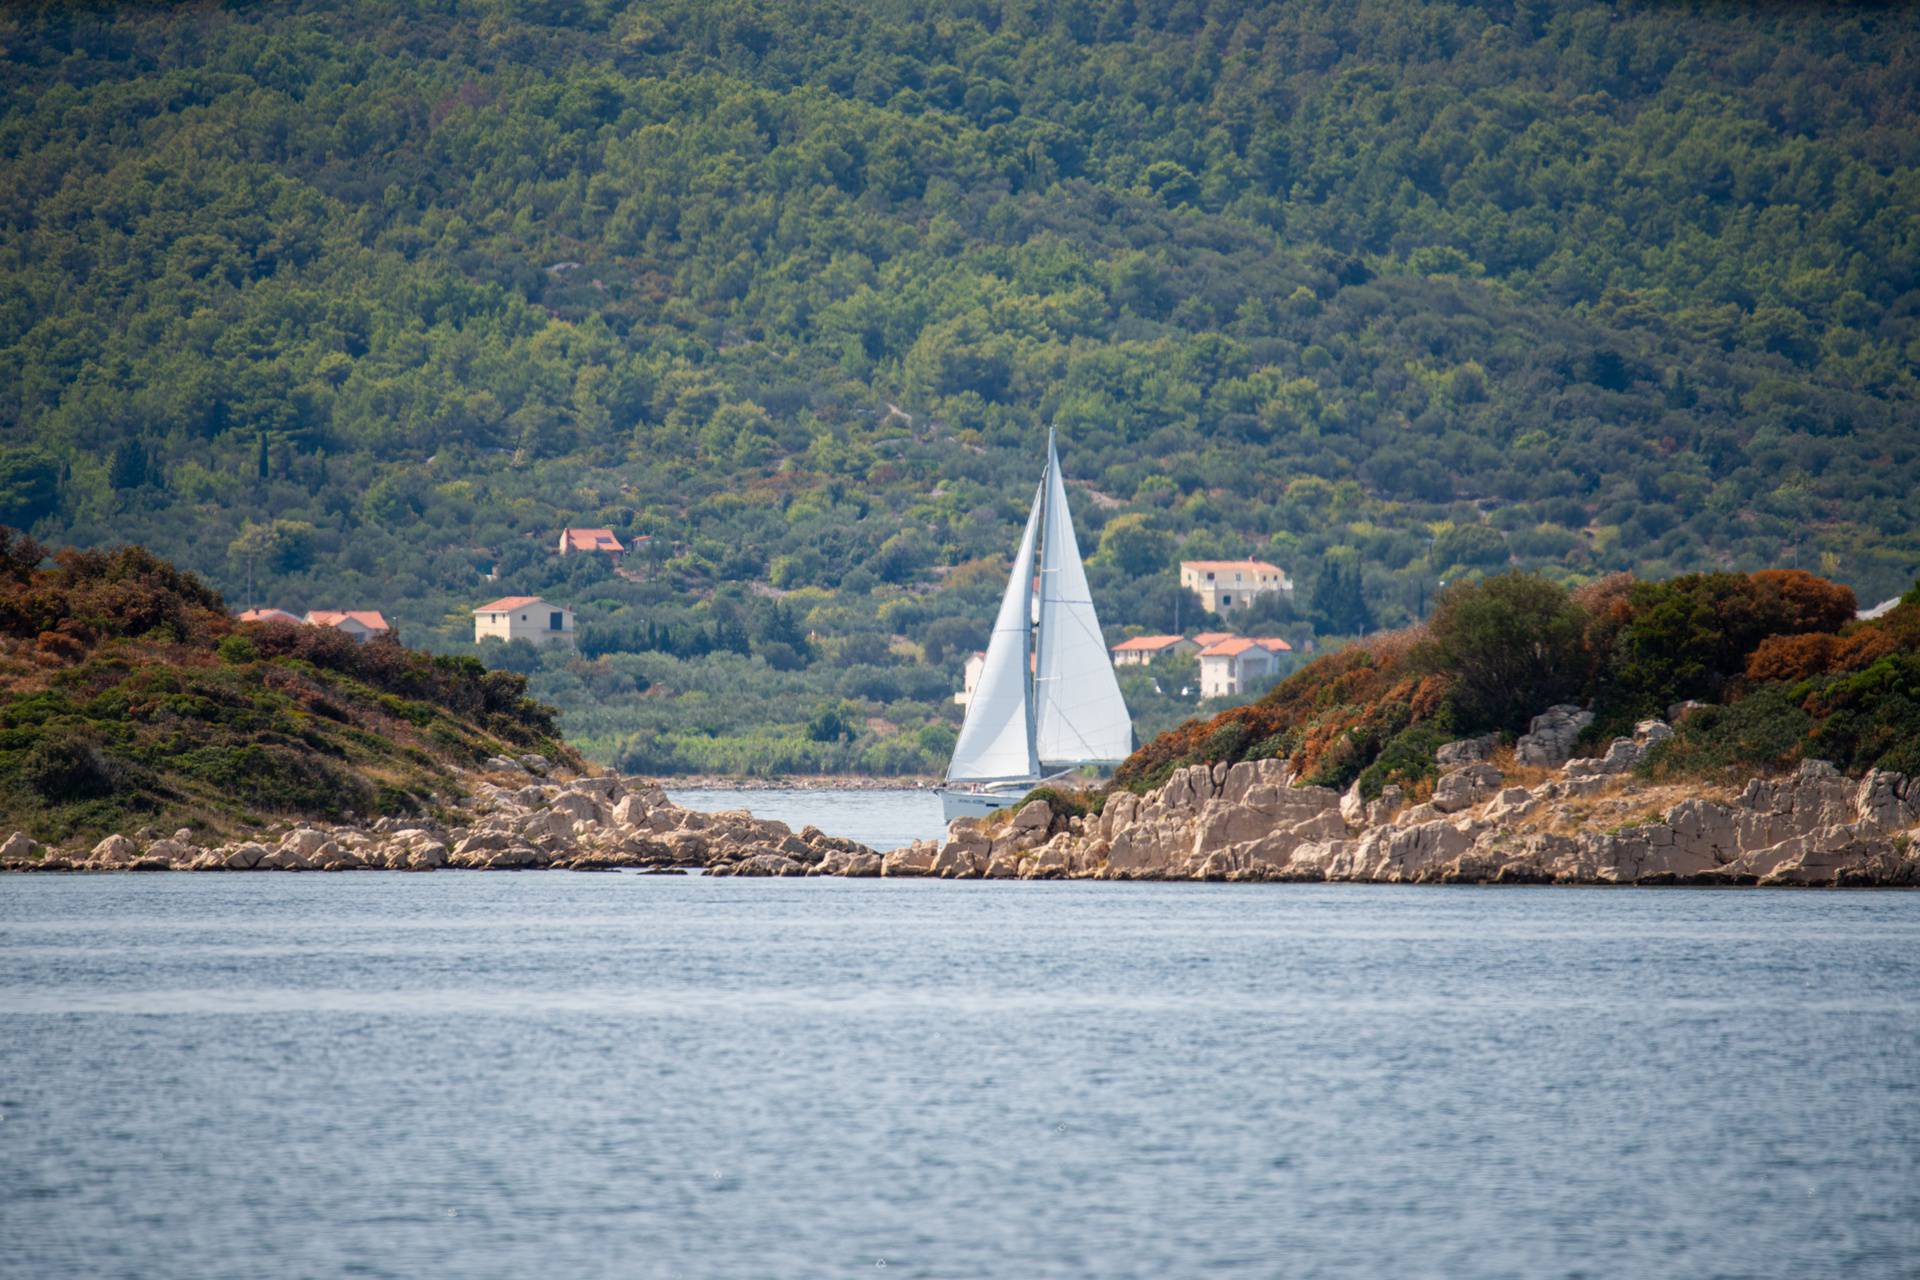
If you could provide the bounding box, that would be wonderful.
[4,714,1918,886]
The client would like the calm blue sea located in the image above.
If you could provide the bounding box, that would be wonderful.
[666,786,945,851]
[1,835,1916,1278]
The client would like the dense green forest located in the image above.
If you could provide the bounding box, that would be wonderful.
[1,1,1915,772]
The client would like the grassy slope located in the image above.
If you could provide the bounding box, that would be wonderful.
[0,534,575,841]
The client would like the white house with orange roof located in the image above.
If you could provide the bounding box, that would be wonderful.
[1198,635,1293,698]
[235,607,302,625]
[1110,634,1201,667]
[1179,559,1293,614]
[304,610,391,642]
[558,527,624,556]
[474,596,575,647]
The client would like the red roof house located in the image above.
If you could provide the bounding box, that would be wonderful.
[559,528,624,555]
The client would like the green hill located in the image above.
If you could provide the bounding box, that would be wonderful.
[1,1,1915,770]
[0,529,572,841]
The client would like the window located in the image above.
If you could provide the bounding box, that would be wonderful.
[1222,594,1233,606]
[550,612,563,631]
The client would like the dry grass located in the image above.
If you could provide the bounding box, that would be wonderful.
[1487,743,1556,790]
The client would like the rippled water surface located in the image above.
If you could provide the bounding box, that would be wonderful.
[2,876,1916,1279]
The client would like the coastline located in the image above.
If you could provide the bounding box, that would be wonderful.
[5,728,1919,885]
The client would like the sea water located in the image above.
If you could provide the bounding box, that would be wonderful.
[1,874,1915,1278]
[666,786,944,851]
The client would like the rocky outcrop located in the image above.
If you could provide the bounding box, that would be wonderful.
[866,737,1920,888]
[1,769,882,876]
[1514,704,1595,766]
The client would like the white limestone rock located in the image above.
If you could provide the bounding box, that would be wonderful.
[1514,705,1594,766]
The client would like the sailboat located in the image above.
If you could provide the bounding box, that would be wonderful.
[940,430,1135,823]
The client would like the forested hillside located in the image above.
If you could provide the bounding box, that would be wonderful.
[2,1,1916,771]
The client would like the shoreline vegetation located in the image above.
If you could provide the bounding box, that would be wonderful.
[1,535,1916,885]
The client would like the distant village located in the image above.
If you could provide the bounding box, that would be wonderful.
[240,533,1303,706]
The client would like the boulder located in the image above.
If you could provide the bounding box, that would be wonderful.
[548,791,603,824]
[882,840,939,877]
[724,853,806,877]
[1563,737,1646,778]
[224,843,268,870]
[90,834,138,866]
[1431,762,1503,814]
[142,838,193,867]
[281,828,330,857]
[1435,734,1498,767]
[1514,704,1594,767]
[0,832,43,861]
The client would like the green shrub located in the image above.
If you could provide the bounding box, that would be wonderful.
[1419,572,1585,734]
[1641,685,1813,779]
[19,729,120,801]
[217,633,258,664]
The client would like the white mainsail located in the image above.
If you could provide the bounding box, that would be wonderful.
[946,432,1135,789]
[944,481,1044,782]
[1034,433,1134,766]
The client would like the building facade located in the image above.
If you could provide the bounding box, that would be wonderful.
[954,650,987,707]
[474,596,576,647]
[559,527,624,556]
[1197,636,1293,698]
[1179,560,1293,614]
[1110,635,1201,667]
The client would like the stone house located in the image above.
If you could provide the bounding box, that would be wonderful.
[1179,560,1293,614]
[954,650,987,707]
[558,527,624,556]
[474,596,576,648]
[1110,635,1201,667]
[1198,636,1293,698]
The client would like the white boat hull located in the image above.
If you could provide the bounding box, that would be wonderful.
[938,786,1033,824]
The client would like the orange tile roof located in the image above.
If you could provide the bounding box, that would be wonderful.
[1181,559,1285,574]
[1202,636,1293,657]
[1192,631,1234,647]
[236,607,301,624]
[561,527,624,553]
[306,610,389,631]
[474,596,545,614]
[1111,634,1191,652]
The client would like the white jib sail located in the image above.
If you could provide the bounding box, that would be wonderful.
[945,482,1044,783]
[1034,435,1135,766]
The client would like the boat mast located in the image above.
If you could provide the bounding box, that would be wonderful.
[1025,430,1051,775]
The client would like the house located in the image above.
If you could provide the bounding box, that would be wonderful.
[235,607,301,625]
[1110,635,1200,667]
[1198,636,1293,698]
[558,527,624,556]
[474,596,575,648]
[1179,560,1293,614]
[954,650,987,707]
[304,610,391,642]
